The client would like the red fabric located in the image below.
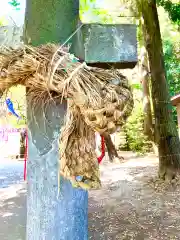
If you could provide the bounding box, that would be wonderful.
[97,136,105,164]
[24,130,28,181]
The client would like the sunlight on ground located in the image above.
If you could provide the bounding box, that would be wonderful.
[2,212,14,218]
[100,153,158,183]
[1,153,180,239]
[0,184,25,206]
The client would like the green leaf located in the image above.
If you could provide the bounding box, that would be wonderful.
[8,0,20,8]
[131,83,142,90]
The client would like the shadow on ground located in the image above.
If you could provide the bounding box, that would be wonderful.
[89,155,180,240]
[0,184,26,240]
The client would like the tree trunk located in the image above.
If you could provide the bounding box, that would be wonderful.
[141,0,180,180]
[139,47,153,137]
[24,0,88,239]
[19,129,26,158]
[139,46,158,155]
[104,134,124,162]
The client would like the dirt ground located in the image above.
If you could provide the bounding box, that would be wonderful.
[0,184,26,240]
[1,152,180,239]
[89,152,180,240]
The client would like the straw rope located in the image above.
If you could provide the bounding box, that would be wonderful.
[0,44,134,189]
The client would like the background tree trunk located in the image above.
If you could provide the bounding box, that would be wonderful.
[139,47,153,137]
[141,0,180,180]
[25,0,88,239]
[139,46,158,155]
[104,134,123,162]
[19,129,26,158]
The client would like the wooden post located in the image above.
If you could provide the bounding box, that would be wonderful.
[25,0,88,239]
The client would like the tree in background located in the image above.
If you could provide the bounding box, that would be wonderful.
[130,2,180,155]
[138,47,158,154]
[157,0,180,25]
[164,39,180,124]
[121,0,180,180]
[139,0,180,180]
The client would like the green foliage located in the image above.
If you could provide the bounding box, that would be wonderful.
[0,17,7,26]
[122,0,180,25]
[9,116,26,128]
[8,0,20,10]
[163,39,180,124]
[164,40,180,97]
[6,86,26,127]
[80,0,135,24]
[131,83,142,90]
[80,0,113,23]
[157,0,180,25]
[125,101,152,153]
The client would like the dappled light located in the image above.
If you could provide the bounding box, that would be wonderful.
[89,154,180,239]
[0,183,26,240]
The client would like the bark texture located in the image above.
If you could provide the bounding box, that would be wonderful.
[141,0,180,180]
[139,47,158,155]
[104,134,124,162]
[139,47,153,138]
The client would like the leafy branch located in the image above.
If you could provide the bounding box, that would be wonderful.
[157,0,180,25]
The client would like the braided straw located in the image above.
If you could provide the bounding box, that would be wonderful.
[0,44,134,190]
